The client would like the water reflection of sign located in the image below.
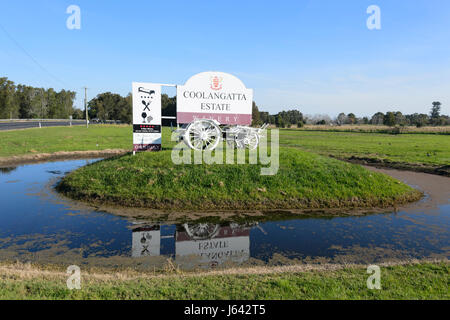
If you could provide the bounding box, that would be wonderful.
[175,224,250,269]
[132,82,162,152]
[131,225,161,257]
[176,72,253,125]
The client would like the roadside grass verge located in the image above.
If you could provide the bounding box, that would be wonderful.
[0,261,447,299]
[0,125,132,158]
[56,147,421,211]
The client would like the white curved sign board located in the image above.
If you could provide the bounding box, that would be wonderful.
[177,72,253,125]
[175,226,250,269]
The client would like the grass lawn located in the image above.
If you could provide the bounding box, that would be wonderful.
[280,129,450,166]
[56,147,420,210]
[0,262,447,300]
[0,125,132,157]
[0,125,449,168]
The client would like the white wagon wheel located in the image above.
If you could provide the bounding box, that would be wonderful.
[184,120,221,151]
[183,223,221,240]
[244,132,259,150]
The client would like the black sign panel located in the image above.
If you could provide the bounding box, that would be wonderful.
[133,124,161,134]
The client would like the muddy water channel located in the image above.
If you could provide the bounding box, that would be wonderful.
[0,159,448,271]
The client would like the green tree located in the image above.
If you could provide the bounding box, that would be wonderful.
[58,89,76,119]
[251,101,261,126]
[347,113,356,124]
[430,101,441,125]
[45,88,59,118]
[406,113,428,127]
[88,92,132,123]
[276,117,285,128]
[0,77,17,119]
[259,111,269,124]
[336,113,347,125]
[272,109,303,126]
[383,112,396,127]
[316,119,326,125]
[72,108,84,119]
[161,94,176,116]
[371,112,385,125]
[394,111,406,126]
[14,85,34,119]
[88,92,121,120]
[0,78,75,119]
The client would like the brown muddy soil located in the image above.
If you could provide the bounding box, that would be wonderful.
[343,156,450,177]
[0,149,129,167]
[364,166,450,213]
[50,186,400,224]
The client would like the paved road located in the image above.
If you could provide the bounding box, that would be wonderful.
[0,121,87,131]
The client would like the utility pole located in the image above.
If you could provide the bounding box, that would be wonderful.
[41,88,44,120]
[83,86,89,128]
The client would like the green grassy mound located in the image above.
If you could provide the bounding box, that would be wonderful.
[56,148,421,211]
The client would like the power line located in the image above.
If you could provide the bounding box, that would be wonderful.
[0,22,69,88]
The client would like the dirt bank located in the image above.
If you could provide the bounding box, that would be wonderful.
[1,259,447,280]
[343,156,450,177]
[0,149,129,167]
[364,166,450,213]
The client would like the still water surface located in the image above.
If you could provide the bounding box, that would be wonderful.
[0,159,448,270]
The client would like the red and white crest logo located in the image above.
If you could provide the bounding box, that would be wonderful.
[210,76,223,90]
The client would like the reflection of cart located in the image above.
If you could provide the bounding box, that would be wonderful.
[180,222,263,240]
[175,119,268,151]
[182,223,221,240]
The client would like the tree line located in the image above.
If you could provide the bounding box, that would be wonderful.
[86,92,177,125]
[87,93,448,128]
[0,77,76,119]
[252,103,305,128]
[334,102,448,127]
[252,101,449,128]
[2,77,448,128]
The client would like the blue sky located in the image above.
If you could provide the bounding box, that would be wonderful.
[0,0,449,117]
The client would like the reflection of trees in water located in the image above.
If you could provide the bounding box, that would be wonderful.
[0,167,17,174]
